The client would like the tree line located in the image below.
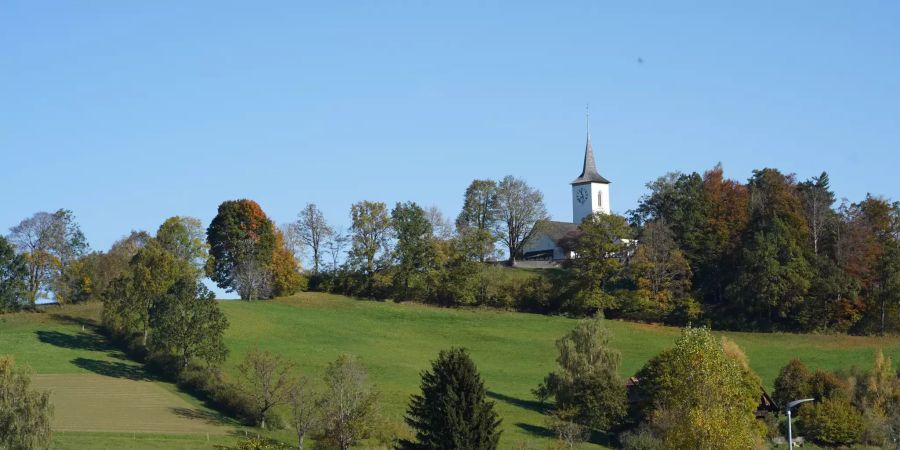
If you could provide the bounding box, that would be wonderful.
[304,166,900,336]
[2,164,898,336]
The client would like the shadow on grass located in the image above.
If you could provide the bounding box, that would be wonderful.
[515,422,554,438]
[36,330,108,352]
[487,390,547,413]
[72,357,153,380]
[171,407,237,427]
[517,422,618,447]
[50,313,99,329]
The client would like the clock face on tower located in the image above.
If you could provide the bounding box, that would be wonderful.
[576,187,588,204]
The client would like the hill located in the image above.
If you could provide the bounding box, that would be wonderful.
[217,292,900,447]
[1,293,898,448]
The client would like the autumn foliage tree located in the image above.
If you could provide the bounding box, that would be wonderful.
[206,200,277,300]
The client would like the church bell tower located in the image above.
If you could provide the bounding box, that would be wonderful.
[571,115,610,223]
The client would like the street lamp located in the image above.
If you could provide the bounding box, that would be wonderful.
[785,398,815,450]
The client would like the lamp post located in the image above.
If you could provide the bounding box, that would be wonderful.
[786,398,815,450]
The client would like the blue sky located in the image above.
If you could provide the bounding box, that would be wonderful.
[3,1,899,268]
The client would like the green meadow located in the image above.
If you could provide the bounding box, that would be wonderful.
[219,292,900,448]
[1,293,898,449]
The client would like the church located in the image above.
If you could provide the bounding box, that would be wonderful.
[521,128,611,261]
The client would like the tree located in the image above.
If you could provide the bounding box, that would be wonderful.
[206,199,277,297]
[90,231,152,301]
[320,354,379,450]
[392,202,436,301]
[568,212,632,313]
[324,227,349,272]
[456,180,499,262]
[425,206,454,241]
[493,176,548,264]
[348,201,392,276]
[288,378,321,450]
[798,172,836,256]
[800,397,863,447]
[0,355,52,450]
[296,203,333,274]
[149,278,228,370]
[402,348,502,450]
[536,316,626,431]
[156,216,208,274]
[106,240,190,345]
[8,209,89,306]
[271,228,304,297]
[237,349,296,429]
[633,327,762,449]
[231,238,275,301]
[727,169,813,330]
[624,220,695,323]
[0,236,27,312]
[773,358,812,409]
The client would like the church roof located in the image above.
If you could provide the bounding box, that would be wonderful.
[534,220,580,242]
[571,133,610,185]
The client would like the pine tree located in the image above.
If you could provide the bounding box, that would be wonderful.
[401,348,502,450]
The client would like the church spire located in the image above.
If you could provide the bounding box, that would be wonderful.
[571,106,610,185]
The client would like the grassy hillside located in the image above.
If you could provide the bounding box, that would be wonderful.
[2,294,898,449]
[0,305,242,450]
[218,292,900,448]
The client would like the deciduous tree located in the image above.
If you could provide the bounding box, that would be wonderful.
[392,202,436,301]
[348,201,392,277]
[149,278,228,370]
[493,176,548,264]
[456,180,499,262]
[296,203,333,274]
[237,349,296,429]
[568,213,632,313]
[8,209,89,306]
[633,327,762,449]
[156,216,208,274]
[0,236,27,312]
[320,354,379,450]
[536,316,626,431]
[288,378,321,450]
[0,355,52,450]
[206,200,277,297]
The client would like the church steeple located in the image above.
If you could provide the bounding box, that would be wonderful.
[571,108,611,223]
[571,110,610,185]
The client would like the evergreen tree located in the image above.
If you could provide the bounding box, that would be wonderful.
[402,348,501,450]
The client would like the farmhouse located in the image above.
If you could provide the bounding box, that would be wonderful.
[521,126,612,261]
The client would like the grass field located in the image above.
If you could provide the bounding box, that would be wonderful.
[0,305,241,449]
[217,292,900,448]
[2,294,899,449]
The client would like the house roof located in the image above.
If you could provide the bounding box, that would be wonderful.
[571,133,610,185]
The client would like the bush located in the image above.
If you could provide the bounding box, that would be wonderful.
[619,425,663,450]
[800,397,863,447]
[773,358,812,408]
